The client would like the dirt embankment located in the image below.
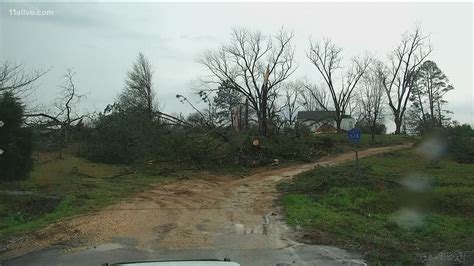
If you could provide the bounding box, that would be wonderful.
[0,143,412,260]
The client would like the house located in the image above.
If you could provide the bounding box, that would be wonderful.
[297,111,355,133]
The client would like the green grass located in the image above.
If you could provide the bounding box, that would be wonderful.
[317,133,419,152]
[0,152,169,239]
[279,149,474,264]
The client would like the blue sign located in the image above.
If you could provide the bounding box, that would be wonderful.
[348,128,361,143]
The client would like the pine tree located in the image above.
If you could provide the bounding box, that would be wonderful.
[409,60,453,132]
[212,80,243,126]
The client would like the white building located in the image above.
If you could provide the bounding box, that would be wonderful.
[297,111,355,133]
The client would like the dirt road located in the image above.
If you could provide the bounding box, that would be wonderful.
[1,144,412,265]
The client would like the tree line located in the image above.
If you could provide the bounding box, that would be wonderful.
[196,26,454,138]
[0,25,464,180]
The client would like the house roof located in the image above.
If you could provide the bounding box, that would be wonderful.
[297,111,353,121]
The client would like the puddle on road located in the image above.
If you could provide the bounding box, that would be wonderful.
[196,221,210,233]
[231,215,288,237]
[111,236,138,247]
[154,223,178,235]
[90,243,124,251]
[232,223,264,235]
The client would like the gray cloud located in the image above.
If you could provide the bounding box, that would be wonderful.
[179,34,217,42]
[1,2,472,129]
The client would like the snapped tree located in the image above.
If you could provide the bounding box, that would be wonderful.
[25,69,87,158]
[198,28,296,137]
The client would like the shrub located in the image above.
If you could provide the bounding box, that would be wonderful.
[355,120,387,135]
[0,92,33,181]
[447,124,474,163]
[82,109,336,168]
[82,109,156,163]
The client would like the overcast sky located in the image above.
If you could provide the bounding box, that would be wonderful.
[1,2,473,130]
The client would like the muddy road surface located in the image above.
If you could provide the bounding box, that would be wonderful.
[1,144,412,265]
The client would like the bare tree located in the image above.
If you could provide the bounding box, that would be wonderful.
[118,52,156,120]
[307,38,370,132]
[300,82,330,111]
[25,69,86,158]
[378,26,432,134]
[357,62,386,141]
[0,61,49,96]
[280,82,301,127]
[198,28,296,136]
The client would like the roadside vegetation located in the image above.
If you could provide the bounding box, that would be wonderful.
[0,131,412,240]
[0,151,169,239]
[316,133,419,153]
[279,139,474,264]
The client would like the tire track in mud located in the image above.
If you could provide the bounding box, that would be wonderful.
[0,143,412,260]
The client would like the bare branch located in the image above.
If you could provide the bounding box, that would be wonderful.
[307,38,370,131]
[379,26,432,133]
[0,61,50,97]
[197,27,296,136]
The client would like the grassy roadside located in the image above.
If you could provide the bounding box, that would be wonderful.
[278,148,474,264]
[0,152,170,240]
[318,133,419,152]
